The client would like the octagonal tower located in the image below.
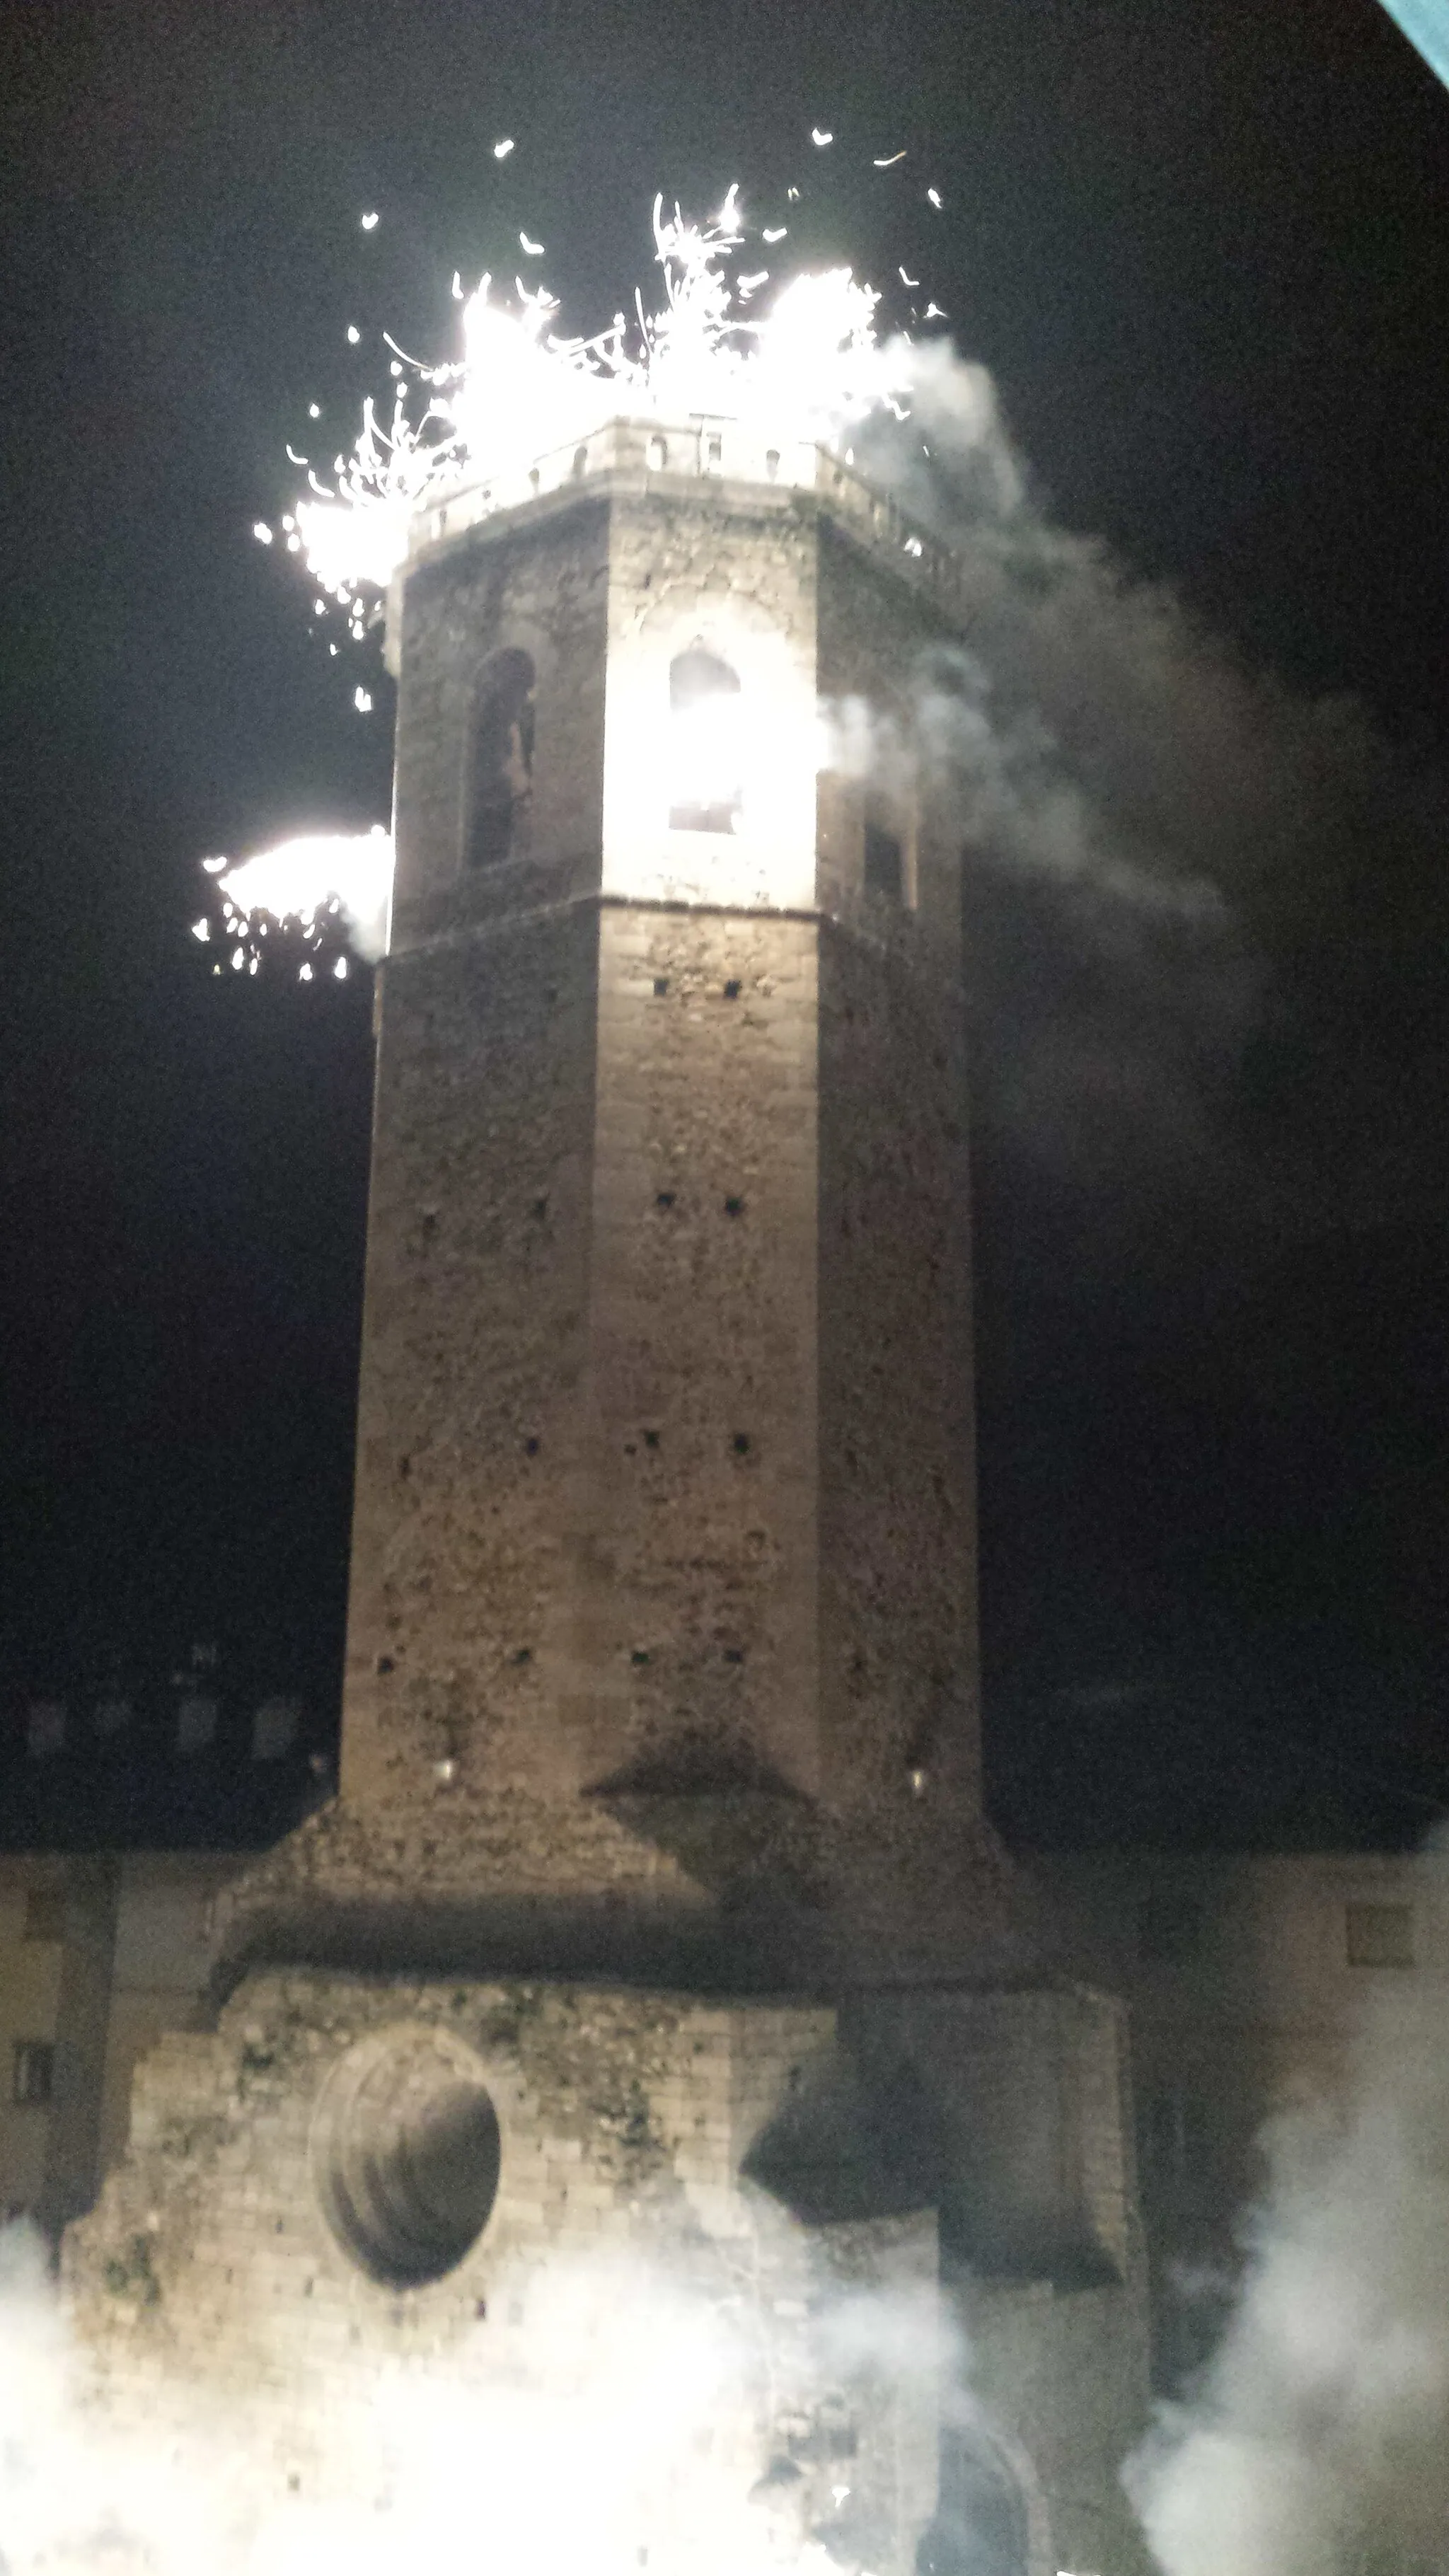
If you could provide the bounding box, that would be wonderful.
[342,424,982,1890]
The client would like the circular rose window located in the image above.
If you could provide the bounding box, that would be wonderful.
[312,2026,501,2288]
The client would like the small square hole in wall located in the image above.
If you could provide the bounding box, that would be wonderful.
[724,1196,744,1217]
[732,1433,751,1455]
[655,1191,676,1211]
[1346,1901,1414,1968]
[723,980,741,1000]
[652,977,669,997]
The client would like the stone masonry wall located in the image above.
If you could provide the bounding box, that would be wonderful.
[65,1972,939,2576]
[341,901,602,1804]
[577,903,821,1796]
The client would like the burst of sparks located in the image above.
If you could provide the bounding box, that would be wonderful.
[291,197,912,608]
[204,827,393,977]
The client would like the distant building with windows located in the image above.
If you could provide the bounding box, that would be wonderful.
[1032,1848,1449,2389]
[0,1853,233,2233]
[2,1641,330,1856]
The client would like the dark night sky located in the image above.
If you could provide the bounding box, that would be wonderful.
[3,0,1448,1846]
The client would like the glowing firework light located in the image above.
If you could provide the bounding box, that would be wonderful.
[217,172,947,967]
[194,828,392,979]
[288,190,912,612]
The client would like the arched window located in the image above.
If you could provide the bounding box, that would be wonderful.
[465,648,536,869]
[669,645,742,834]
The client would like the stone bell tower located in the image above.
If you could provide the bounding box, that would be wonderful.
[66,424,1152,2576]
[330,420,991,1973]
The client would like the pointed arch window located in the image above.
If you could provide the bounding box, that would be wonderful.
[465,648,536,868]
[669,645,742,834]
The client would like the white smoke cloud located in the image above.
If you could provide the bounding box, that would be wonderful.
[0,2231,972,2576]
[1126,1842,1449,2576]
[845,331,1449,1248]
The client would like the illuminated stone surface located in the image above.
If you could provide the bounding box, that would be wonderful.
[66,447,1153,2576]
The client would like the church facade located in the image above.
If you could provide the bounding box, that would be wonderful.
[64,422,1152,2576]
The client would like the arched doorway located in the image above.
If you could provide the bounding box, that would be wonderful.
[916,2429,1029,2576]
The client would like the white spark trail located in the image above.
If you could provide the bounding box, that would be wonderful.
[209,827,393,966]
[291,198,911,608]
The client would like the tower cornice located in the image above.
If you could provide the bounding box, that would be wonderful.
[384,417,969,678]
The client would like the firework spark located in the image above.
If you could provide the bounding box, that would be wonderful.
[200,827,393,975]
[291,197,911,610]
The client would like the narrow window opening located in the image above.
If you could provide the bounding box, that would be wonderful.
[669,646,743,833]
[252,1697,300,1762]
[864,797,904,905]
[12,2042,54,2108]
[647,434,668,471]
[25,1701,65,1760]
[572,445,588,479]
[765,449,780,480]
[466,649,536,870]
[704,432,722,473]
[175,1693,218,1755]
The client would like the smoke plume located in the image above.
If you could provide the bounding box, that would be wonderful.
[1126,1843,1449,2576]
[850,340,1448,1259]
